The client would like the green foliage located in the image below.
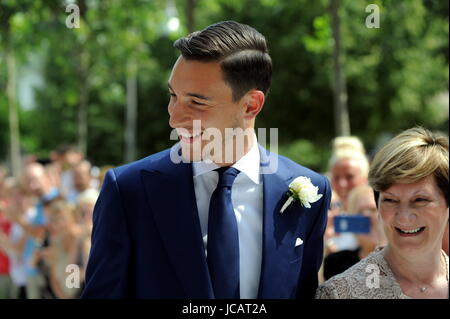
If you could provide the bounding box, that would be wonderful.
[278,139,331,173]
[0,0,448,172]
[0,92,8,161]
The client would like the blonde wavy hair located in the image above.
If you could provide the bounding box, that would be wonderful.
[369,127,449,206]
[329,136,370,177]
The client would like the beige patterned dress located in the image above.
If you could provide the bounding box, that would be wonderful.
[315,247,449,299]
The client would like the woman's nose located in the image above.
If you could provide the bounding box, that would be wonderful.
[336,178,348,192]
[395,204,417,226]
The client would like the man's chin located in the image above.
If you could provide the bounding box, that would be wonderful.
[179,140,236,164]
[179,144,203,163]
[180,147,223,164]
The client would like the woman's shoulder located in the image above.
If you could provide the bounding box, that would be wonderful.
[316,247,407,299]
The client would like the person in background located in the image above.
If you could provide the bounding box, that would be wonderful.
[0,166,12,299]
[318,190,342,283]
[57,145,84,203]
[1,180,32,299]
[43,199,82,299]
[0,204,12,299]
[322,184,387,281]
[323,190,342,256]
[0,166,7,197]
[329,136,369,211]
[11,162,60,299]
[316,127,448,299]
[326,136,370,254]
[71,160,99,205]
[76,190,98,288]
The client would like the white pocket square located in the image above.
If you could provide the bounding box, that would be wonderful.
[295,237,303,247]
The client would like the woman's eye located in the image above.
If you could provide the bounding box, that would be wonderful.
[415,198,429,202]
[383,198,396,203]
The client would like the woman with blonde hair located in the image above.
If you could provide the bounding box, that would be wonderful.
[329,136,370,211]
[317,127,449,299]
[325,137,370,255]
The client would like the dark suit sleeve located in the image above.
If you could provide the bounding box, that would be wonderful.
[81,169,131,298]
[296,175,331,299]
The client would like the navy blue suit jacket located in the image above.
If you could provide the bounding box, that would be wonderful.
[81,145,331,299]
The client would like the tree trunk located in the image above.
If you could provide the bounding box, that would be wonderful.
[78,48,89,156]
[5,29,22,179]
[330,0,350,136]
[77,0,89,156]
[124,59,138,163]
[185,0,196,33]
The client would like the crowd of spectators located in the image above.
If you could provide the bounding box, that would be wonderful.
[0,145,111,299]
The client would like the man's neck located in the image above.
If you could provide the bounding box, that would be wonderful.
[216,129,256,167]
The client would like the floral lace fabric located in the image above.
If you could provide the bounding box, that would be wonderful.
[315,247,449,299]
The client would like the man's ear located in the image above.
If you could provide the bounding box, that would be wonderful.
[243,90,265,120]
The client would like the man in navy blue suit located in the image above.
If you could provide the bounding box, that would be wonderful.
[82,21,331,299]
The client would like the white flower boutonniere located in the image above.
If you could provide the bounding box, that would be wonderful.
[280,176,323,214]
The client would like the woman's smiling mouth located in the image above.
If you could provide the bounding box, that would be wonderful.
[395,226,426,237]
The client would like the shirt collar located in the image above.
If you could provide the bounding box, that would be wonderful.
[192,134,260,184]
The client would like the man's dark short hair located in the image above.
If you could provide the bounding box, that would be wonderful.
[174,20,272,102]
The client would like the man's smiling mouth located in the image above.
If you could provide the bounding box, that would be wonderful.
[178,131,203,144]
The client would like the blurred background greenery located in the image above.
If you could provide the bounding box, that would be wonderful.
[0,0,448,174]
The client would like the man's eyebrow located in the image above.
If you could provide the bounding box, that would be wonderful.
[186,93,211,101]
[167,83,211,101]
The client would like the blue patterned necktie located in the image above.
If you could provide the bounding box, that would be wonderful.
[207,166,241,299]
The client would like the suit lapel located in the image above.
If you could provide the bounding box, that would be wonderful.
[140,147,213,298]
[140,144,306,299]
[257,147,305,298]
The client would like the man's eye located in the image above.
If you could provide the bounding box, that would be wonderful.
[383,198,396,203]
[415,198,429,202]
[191,100,204,106]
[168,92,176,98]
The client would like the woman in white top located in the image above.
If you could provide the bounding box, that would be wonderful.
[316,127,449,299]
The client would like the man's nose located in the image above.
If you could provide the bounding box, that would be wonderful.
[168,100,191,129]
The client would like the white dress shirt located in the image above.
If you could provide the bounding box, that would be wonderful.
[193,139,263,299]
